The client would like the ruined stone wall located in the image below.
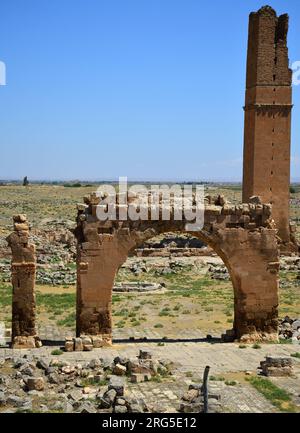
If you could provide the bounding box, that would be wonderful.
[6,215,41,348]
[243,6,293,247]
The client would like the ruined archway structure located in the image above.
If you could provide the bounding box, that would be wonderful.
[74,5,298,345]
[75,192,279,344]
[7,6,298,348]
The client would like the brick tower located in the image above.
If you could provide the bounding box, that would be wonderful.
[242,6,293,244]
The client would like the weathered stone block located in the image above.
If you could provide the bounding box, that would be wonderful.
[26,377,45,391]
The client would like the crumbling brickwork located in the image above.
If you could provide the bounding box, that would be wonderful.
[75,192,280,343]
[6,215,41,348]
[242,6,293,248]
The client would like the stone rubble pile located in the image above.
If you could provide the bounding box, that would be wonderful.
[0,262,77,285]
[111,349,174,384]
[278,316,300,342]
[113,282,163,293]
[37,266,76,285]
[0,219,76,263]
[0,353,151,413]
[207,263,229,280]
[280,257,300,272]
[259,356,294,377]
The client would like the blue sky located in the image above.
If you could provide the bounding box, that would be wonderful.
[0,0,299,181]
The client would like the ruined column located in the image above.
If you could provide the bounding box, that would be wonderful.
[6,215,41,348]
[198,200,280,342]
[75,193,135,346]
[242,6,295,250]
[222,228,279,343]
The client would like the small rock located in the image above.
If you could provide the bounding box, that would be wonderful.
[108,377,125,396]
[61,365,75,374]
[101,358,113,370]
[45,367,57,376]
[13,358,27,369]
[0,391,6,406]
[83,344,93,352]
[7,395,24,408]
[114,405,127,413]
[113,363,127,376]
[292,320,300,331]
[113,356,129,366]
[21,366,35,377]
[179,402,204,413]
[182,389,199,403]
[36,359,49,371]
[67,390,83,402]
[79,403,97,413]
[65,340,74,352]
[138,350,152,360]
[83,386,93,395]
[74,338,83,352]
[92,336,103,348]
[88,359,102,369]
[104,388,117,404]
[26,377,45,391]
[99,397,111,409]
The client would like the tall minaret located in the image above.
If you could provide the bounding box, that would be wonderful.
[242,6,292,244]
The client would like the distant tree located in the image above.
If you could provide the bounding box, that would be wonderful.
[290,186,296,194]
[23,176,29,186]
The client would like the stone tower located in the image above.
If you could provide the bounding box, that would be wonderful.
[242,6,293,244]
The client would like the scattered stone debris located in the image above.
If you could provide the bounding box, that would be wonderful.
[278,316,300,342]
[259,356,294,377]
[280,257,300,272]
[111,349,174,383]
[0,351,177,413]
[207,263,229,280]
[113,282,164,293]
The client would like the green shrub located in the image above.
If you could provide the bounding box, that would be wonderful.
[51,349,63,356]
[252,343,261,349]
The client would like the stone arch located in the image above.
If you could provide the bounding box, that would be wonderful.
[75,195,280,344]
[123,227,238,338]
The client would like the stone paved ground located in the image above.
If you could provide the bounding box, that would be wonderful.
[36,324,217,342]
[1,340,299,413]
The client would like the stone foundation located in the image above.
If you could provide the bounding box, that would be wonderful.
[65,335,112,352]
[259,356,293,376]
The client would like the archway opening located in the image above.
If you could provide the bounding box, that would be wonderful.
[111,231,235,342]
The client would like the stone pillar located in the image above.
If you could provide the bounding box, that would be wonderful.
[75,196,132,346]
[6,215,41,349]
[242,6,294,248]
[219,228,279,343]
[76,234,117,346]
